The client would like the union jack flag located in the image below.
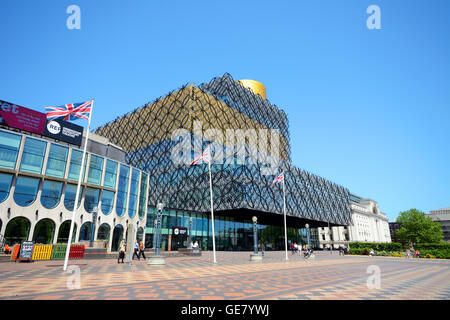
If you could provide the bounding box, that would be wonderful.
[190,148,210,166]
[271,171,284,186]
[45,100,93,121]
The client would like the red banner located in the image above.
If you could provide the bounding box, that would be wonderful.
[0,100,47,135]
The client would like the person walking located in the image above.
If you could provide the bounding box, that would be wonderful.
[139,241,146,259]
[261,243,265,257]
[118,240,126,263]
[133,240,140,260]
[369,248,375,257]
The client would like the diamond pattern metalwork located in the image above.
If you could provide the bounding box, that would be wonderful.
[95,73,351,225]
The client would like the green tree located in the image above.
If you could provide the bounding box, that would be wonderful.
[396,208,443,246]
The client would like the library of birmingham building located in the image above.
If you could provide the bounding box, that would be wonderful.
[0,74,391,252]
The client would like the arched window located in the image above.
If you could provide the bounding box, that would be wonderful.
[32,219,56,244]
[116,164,129,217]
[4,217,31,245]
[79,222,92,241]
[40,180,63,209]
[97,223,110,241]
[0,173,14,203]
[64,184,84,211]
[57,220,77,243]
[84,187,100,213]
[100,190,115,215]
[13,176,40,207]
[111,224,124,251]
[137,227,144,243]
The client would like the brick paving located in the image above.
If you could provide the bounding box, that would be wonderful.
[0,251,449,300]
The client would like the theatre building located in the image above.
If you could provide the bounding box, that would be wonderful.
[0,125,149,251]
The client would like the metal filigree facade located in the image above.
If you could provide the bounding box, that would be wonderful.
[95,73,352,226]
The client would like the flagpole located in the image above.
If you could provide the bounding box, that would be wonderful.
[282,172,288,261]
[63,99,94,271]
[207,147,217,264]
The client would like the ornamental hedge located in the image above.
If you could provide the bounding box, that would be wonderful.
[348,242,402,252]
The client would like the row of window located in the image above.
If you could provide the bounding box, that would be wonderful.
[0,130,118,187]
[0,130,148,219]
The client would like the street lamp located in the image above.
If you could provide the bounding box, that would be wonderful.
[90,206,98,248]
[148,202,166,265]
[305,223,311,249]
[189,217,193,248]
[250,216,262,261]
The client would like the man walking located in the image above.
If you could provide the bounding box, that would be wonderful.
[133,240,140,260]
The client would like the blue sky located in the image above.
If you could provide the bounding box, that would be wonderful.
[1,0,449,222]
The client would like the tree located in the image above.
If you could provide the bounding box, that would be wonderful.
[396,209,443,246]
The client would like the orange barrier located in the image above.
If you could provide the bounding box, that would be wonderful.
[10,245,20,262]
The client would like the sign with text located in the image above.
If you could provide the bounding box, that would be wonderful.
[0,100,46,135]
[19,241,35,260]
[43,118,83,146]
[172,227,187,236]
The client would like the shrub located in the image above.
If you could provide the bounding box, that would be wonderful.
[390,253,404,257]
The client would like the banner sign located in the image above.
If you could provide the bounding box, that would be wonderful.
[43,118,83,147]
[0,100,46,135]
[0,99,83,146]
[172,227,188,236]
[19,241,35,260]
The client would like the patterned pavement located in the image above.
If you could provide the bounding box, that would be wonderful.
[0,251,449,300]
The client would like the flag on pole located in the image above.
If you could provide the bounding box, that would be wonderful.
[190,148,210,166]
[271,171,284,186]
[45,100,93,121]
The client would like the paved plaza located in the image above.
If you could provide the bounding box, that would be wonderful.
[0,251,449,300]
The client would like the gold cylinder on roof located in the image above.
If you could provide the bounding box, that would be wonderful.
[237,79,266,99]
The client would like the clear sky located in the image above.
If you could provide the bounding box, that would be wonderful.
[1,0,449,222]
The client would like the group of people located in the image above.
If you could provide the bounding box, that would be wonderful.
[290,242,303,255]
[117,240,146,263]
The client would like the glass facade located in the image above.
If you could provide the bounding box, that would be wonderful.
[0,172,13,202]
[144,207,319,251]
[68,149,87,181]
[100,190,114,215]
[116,164,129,217]
[87,155,104,185]
[138,172,147,219]
[127,169,139,219]
[64,184,84,211]
[19,137,46,174]
[103,160,118,189]
[0,130,21,169]
[40,180,63,209]
[13,176,40,207]
[84,187,100,213]
[45,144,68,178]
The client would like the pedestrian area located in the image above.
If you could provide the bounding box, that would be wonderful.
[0,251,449,300]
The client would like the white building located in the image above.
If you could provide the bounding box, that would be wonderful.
[318,194,391,248]
[427,208,450,242]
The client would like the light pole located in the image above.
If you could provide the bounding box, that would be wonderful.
[152,218,157,249]
[250,216,262,261]
[148,202,166,265]
[90,206,98,248]
[305,223,311,249]
[189,217,193,248]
